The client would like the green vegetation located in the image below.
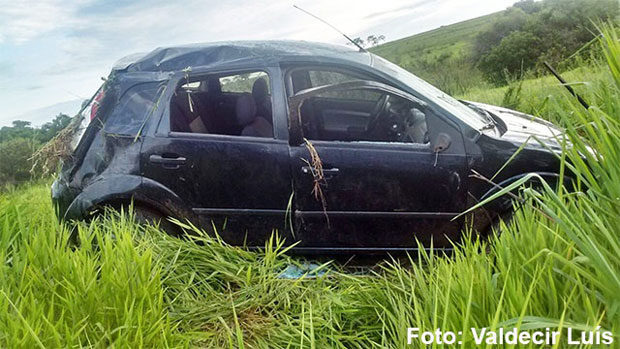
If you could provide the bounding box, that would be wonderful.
[459,63,607,119]
[372,0,619,93]
[372,12,497,95]
[0,115,71,185]
[0,24,619,348]
[473,0,618,84]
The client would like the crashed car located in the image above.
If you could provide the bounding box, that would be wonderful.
[52,41,567,253]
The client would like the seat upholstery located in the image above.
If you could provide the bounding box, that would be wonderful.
[252,78,272,123]
[236,93,273,138]
[170,90,213,133]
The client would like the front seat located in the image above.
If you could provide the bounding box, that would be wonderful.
[252,78,272,123]
[236,93,273,138]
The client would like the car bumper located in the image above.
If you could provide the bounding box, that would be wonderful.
[51,177,76,222]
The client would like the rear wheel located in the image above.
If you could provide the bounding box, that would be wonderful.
[131,206,181,236]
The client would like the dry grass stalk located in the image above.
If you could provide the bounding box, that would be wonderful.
[303,138,329,226]
[29,114,85,176]
[30,82,107,176]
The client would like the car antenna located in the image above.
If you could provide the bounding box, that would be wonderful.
[293,4,367,52]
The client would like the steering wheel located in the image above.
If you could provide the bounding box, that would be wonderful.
[367,94,390,132]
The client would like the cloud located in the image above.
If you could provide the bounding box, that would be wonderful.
[364,0,436,20]
[0,0,88,43]
[0,0,516,126]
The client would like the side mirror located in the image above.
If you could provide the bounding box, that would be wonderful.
[433,133,451,153]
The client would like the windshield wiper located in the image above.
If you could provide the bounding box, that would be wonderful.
[479,121,496,131]
[460,100,495,128]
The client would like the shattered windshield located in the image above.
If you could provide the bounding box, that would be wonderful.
[372,55,488,131]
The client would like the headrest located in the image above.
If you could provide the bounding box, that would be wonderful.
[236,93,257,126]
[252,77,269,101]
[208,77,221,94]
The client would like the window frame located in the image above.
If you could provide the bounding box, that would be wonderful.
[103,81,167,137]
[287,79,432,149]
[218,71,271,94]
[158,67,280,141]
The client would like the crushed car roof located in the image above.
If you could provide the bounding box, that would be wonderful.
[113,40,371,73]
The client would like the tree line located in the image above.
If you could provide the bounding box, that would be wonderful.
[0,114,71,185]
[474,0,619,84]
[373,0,619,95]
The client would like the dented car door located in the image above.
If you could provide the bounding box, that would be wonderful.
[288,81,469,251]
[141,67,294,246]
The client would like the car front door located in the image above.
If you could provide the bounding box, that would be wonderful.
[287,79,469,251]
[141,66,294,246]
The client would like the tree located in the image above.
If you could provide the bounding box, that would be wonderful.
[473,0,619,85]
[0,113,72,144]
[473,7,529,63]
[366,35,386,47]
[38,114,72,143]
[0,138,39,184]
[0,120,35,143]
[0,113,74,184]
[348,34,386,48]
[479,31,541,84]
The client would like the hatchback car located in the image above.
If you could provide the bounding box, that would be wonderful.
[52,41,567,253]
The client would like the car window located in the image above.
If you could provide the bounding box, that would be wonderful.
[298,88,429,145]
[294,69,381,101]
[104,82,165,136]
[169,70,274,138]
[308,70,353,86]
[372,55,488,130]
[220,72,270,93]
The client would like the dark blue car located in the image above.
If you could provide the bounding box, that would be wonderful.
[52,41,567,254]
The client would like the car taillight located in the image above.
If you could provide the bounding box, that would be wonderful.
[90,90,105,120]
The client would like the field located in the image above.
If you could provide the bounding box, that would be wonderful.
[371,12,499,95]
[371,12,497,66]
[0,19,619,349]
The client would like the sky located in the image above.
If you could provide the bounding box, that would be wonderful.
[0,0,516,127]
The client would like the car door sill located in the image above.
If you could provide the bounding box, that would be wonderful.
[193,208,287,216]
[295,211,459,219]
[192,208,460,219]
[248,246,454,255]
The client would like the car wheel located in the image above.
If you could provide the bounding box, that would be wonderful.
[132,206,181,236]
[485,210,515,237]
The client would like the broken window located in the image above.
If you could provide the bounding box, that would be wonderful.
[104,82,164,136]
[291,78,429,144]
[170,71,273,138]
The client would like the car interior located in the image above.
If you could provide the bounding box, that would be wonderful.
[170,71,274,138]
[169,68,428,144]
[290,69,429,144]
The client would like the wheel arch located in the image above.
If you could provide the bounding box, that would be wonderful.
[478,171,569,213]
[64,175,196,224]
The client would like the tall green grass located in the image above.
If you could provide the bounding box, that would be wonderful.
[0,25,619,347]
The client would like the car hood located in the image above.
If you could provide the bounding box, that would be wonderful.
[469,102,565,143]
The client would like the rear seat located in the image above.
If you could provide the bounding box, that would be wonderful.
[170,90,213,133]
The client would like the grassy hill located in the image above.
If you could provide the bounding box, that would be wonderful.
[370,12,501,95]
[371,11,499,65]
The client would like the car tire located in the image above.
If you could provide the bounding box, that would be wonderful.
[132,206,181,236]
[484,176,560,238]
[485,210,515,238]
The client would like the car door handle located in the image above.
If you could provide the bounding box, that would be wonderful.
[149,154,186,167]
[301,166,339,178]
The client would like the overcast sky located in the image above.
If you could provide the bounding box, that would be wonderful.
[0,0,516,126]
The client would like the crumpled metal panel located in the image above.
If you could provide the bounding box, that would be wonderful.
[115,40,371,73]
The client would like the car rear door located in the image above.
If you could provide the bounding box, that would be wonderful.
[287,79,469,251]
[141,66,294,246]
